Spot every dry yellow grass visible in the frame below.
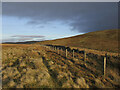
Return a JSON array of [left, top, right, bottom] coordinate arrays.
[[2, 44, 120, 88], [37, 29, 119, 53]]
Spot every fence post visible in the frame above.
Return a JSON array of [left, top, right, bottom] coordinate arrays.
[[58, 47, 59, 54], [73, 50, 74, 59], [104, 53, 107, 78], [66, 49, 67, 57], [61, 48, 62, 52], [56, 47, 57, 51]]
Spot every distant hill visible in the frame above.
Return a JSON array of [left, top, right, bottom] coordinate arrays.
[[37, 29, 119, 53], [3, 41, 40, 44]]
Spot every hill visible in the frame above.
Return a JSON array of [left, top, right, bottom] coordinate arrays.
[[2, 41, 40, 44], [37, 29, 119, 53]]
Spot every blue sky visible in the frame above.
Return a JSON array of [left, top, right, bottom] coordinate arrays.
[[2, 16, 82, 42], [2, 2, 118, 42]]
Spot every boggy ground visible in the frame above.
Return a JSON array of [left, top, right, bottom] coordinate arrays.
[[1, 44, 120, 88]]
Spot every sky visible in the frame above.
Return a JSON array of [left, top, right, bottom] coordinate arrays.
[[2, 2, 118, 42]]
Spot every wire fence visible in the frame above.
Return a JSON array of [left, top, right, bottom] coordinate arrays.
[[41, 44, 120, 79]]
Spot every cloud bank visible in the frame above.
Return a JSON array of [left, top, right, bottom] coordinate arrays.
[[2, 35, 45, 42], [11, 35, 45, 38], [2, 2, 118, 33]]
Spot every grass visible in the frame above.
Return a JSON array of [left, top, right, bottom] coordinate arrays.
[[2, 44, 55, 88], [37, 29, 119, 53]]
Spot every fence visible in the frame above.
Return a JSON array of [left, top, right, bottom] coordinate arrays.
[[41, 44, 119, 79]]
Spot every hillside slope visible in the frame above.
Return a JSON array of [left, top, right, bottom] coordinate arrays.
[[37, 29, 119, 53]]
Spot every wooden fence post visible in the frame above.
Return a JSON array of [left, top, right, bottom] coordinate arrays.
[[104, 53, 107, 78], [66, 49, 67, 57], [58, 47, 59, 54], [61, 48, 62, 52], [73, 50, 74, 59]]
